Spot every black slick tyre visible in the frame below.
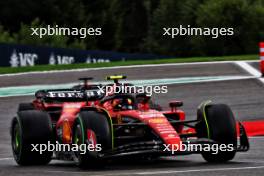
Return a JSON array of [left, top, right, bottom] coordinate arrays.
[[72, 110, 112, 168], [18, 103, 35, 111], [196, 104, 237, 162]]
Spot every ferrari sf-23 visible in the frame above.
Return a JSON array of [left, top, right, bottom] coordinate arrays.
[[10, 76, 249, 168]]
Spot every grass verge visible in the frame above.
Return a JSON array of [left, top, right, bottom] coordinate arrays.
[[0, 54, 258, 74]]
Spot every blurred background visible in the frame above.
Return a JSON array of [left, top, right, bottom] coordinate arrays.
[[0, 0, 264, 57]]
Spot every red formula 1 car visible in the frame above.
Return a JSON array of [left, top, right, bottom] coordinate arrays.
[[10, 76, 249, 168]]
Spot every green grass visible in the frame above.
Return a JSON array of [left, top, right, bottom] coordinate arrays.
[[0, 54, 258, 74]]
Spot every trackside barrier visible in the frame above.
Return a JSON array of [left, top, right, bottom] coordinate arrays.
[[260, 42, 264, 77], [0, 43, 170, 68]]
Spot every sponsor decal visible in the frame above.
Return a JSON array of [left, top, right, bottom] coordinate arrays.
[[49, 53, 75, 65], [86, 55, 110, 63], [10, 49, 38, 67], [139, 112, 165, 119], [47, 91, 84, 98], [148, 118, 166, 123], [46, 90, 102, 99]]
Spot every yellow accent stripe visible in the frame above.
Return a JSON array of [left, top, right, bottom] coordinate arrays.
[[106, 75, 125, 80], [202, 100, 212, 139]]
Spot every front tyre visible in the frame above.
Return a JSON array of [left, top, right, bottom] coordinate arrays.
[[73, 111, 112, 168], [196, 103, 237, 162]]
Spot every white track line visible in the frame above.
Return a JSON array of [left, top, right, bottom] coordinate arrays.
[[136, 166, 264, 175], [236, 61, 261, 77], [249, 136, 264, 139], [236, 61, 264, 84], [0, 157, 12, 161], [45, 165, 264, 175], [0, 60, 258, 77]]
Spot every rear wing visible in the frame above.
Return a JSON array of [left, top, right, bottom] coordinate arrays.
[[35, 89, 104, 102]]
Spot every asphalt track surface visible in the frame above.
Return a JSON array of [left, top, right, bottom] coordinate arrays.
[[0, 61, 264, 176]]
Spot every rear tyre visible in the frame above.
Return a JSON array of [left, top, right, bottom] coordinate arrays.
[[11, 110, 53, 165], [18, 103, 35, 111], [196, 104, 237, 162], [73, 111, 112, 168]]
